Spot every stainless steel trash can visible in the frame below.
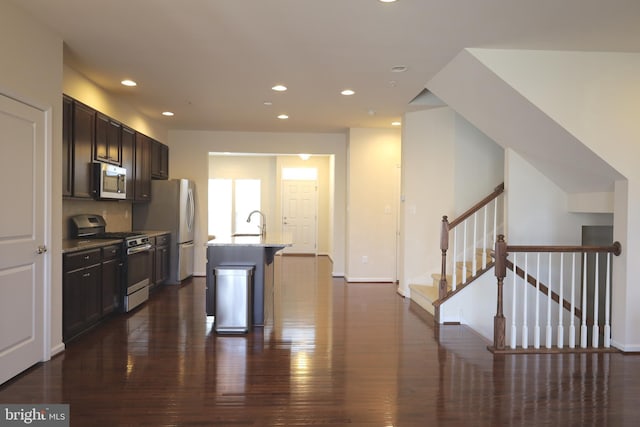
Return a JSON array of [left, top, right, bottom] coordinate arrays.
[[214, 266, 254, 334]]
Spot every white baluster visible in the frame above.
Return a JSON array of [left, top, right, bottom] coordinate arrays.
[[534, 253, 541, 349], [462, 221, 467, 286], [493, 198, 498, 248], [581, 254, 588, 348], [452, 227, 458, 291], [569, 253, 576, 348], [511, 253, 517, 349], [522, 253, 529, 349], [604, 253, 611, 348], [557, 253, 564, 348], [482, 205, 487, 269], [546, 253, 552, 349], [472, 213, 477, 276], [592, 253, 600, 348]]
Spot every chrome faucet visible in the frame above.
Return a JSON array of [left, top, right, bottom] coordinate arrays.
[[246, 210, 266, 237]]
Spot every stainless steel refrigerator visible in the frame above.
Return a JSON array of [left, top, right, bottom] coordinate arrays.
[[133, 179, 195, 284]]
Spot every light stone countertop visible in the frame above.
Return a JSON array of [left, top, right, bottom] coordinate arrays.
[[206, 232, 293, 248]]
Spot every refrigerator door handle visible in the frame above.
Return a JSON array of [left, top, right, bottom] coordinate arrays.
[[187, 188, 195, 231]]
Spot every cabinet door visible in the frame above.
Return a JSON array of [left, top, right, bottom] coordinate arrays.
[[72, 102, 96, 198], [62, 96, 73, 197], [95, 113, 122, 165], [84, 263, 102, 326], [101, 258, 120, 315], [63, 268, 86, 341], [151, 140, 169, 179], [134, 133, 151, 201], [63, 263, 101, 341], [121, 126, 135, 200]]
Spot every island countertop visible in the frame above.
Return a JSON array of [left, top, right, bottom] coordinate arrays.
[[206, 232, 293, 247]]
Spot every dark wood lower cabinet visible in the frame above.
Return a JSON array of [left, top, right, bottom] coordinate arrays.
[[63, 244, 122, 343]]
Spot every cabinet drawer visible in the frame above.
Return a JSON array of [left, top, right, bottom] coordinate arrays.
[[64, 248, 101, 271], [102, 244, 121, 261], [156, 234, 170, 246]]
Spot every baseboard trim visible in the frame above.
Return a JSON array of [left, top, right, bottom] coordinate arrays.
[[50, 342, 65, 357]]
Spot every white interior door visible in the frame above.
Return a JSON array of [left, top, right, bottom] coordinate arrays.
[[282, 180, 317, 254], [0, 94, 46, 385]]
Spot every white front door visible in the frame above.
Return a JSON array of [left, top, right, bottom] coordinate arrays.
[[282, 180, 317, 254], [0, 94, 46, 385]]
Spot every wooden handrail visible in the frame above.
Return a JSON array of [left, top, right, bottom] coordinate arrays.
[[505, 242, 621, 256], [448, 183, 504, 229]]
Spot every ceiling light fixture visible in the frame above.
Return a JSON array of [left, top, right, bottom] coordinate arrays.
[[162, 111, 174, 117], [272, 85, 287, 92], [299, 154, 311, 160], [379, 0, 398, 3], [392, 121, 401, 126], [341, 89, 355, 96], [278, 114, 289, 120], [391, 65, 407, 72], [121, 79, 137, 87], [263, 101, 273, 106]]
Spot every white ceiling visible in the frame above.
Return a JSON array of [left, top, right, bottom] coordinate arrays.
[[12, 0, 640, 133]]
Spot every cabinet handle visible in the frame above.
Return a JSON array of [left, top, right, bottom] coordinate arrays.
[[83, 255, 90, 260], [83, 273, 91, 278]]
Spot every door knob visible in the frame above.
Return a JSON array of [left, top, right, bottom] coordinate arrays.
[[37, 245, 48, 254]]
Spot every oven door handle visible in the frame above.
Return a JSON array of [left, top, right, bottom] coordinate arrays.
[[127, 243, 152, 255]]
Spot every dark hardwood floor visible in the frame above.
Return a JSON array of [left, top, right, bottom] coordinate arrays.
[[2, 255, 640, 426]]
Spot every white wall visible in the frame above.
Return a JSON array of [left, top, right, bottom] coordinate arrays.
[[168, 130, 347, 277], [346, 128, 401, 282], [453, 115, 504, 215], [0, 1, 63, 356], [399, 108, 455, 295]]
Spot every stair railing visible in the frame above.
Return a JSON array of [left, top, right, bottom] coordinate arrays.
[[439, 183, 504, 300], [492, 234, 622, 352]]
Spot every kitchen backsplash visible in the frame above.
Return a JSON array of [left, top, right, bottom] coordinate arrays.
[[63, 200, 132, 238]]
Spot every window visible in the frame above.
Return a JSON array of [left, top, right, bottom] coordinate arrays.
[[208, 179, 261, 237]]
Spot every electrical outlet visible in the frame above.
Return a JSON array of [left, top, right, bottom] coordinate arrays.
[[362, 255, 368, 264]]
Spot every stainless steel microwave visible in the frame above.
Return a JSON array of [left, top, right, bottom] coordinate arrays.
[[95, 163, 126, 199]]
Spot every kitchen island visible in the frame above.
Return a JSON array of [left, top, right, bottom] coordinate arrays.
[[206, 233, 292, 326]]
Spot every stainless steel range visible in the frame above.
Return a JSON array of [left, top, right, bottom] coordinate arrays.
[[70, 214, 152, 312]]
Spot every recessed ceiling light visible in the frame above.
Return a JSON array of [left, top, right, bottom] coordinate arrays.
[[272, 85, 287, 92], [162, 111, 174, 117], [341, 89, 355, 96], [299, 154, 311, 160], [391, 65, 407, 73], [263, 101, 273, 106], [392, 121, 401, 126], [277, 114, 289, 120], [379, 0, 397, 3], [121, 79, 137, 87]]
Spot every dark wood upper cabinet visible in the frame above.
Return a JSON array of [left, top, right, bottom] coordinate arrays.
[[121, 126, 135, 201], [62, 96, 73, 197], [95, 113, 121, 165], [134, 133, 152, 201], [71, 101, 96, 199], [151, 140, 169, 180]]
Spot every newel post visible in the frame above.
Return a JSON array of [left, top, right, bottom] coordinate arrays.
[[493, 234, 507, 351], [439, 216, 449, 300]]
